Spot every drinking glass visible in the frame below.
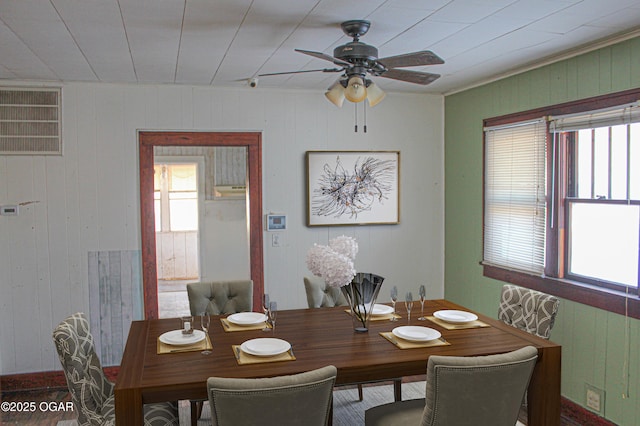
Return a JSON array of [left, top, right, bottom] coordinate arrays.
[[262, 293, 271, 332], [390, 286, 398, 321], [269, 301, 278, 334], [405, 292, 413, 323], [200, 312, 211, 355], [418, 285, 426, 321]]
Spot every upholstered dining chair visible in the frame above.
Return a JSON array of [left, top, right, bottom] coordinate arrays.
[[303, 276, 402, 403], [498, 284, 560, 340], [186, 280, 253, 315], [303, 275, 349, 308], [207, 365, 337, 426], [186, 279, 253, 425], [364, 345, 539, 426], [52, 312, 179, 426]]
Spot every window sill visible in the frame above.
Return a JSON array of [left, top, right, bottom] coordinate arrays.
[[483, 264, 640, 320]]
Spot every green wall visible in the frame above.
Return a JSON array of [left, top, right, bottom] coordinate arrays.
[[444, 37, 640, 425]]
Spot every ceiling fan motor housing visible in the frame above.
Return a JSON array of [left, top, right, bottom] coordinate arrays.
[[334, 42, 378, 63]]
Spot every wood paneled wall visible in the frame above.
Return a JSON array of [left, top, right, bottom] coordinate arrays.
[[0, 83, 444, 375], [445, 36, 640, 425]]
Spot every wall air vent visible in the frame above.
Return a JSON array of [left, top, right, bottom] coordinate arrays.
[[214, 185, 247, 199], [0, 87, 62, 155]]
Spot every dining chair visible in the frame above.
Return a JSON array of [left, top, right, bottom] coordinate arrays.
[[303, 275, 349, 308], [498, 284, 559, 340], [52, 312, 179, 426], [207, 365, 337, 426], [364, 345, 538, 426], [186, 279, 253, 425], [303, 276, 402, 403], [186, 280, 253, 315]]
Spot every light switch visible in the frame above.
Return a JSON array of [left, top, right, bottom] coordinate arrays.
[[272, 233, 281, 247]]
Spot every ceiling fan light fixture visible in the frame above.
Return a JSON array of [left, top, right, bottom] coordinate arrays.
[[325, 81, 345, 107], [344, 76, 367, 103], [365, 82, 385, 107]]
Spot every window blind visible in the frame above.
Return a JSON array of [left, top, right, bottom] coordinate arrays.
[[484, 118, 547, 274], [549, 102, 640, 132]]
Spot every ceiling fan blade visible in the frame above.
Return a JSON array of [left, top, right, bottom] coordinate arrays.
[[258, 68, 342, 77], [295, 49, 352, 67], [380, 68, 441, 85], [377, 51, 444, 68]]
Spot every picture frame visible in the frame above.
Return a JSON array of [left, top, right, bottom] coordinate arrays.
[[306, 150, 400, 227]]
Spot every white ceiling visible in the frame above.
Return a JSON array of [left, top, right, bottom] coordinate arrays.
[[1, 0, 639, 95]]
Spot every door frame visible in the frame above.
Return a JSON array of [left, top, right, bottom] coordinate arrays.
[[139, 131, 263, 319]]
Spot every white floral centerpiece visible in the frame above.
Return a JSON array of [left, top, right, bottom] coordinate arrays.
[[307, 236, 384, 332]]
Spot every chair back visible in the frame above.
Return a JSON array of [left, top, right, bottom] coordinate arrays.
[[498, 284, 559, 339], [423, 346, 538, 426], [52, 312, 115, 426], [187, 280, 253, 315], [207, 365, 337, 426], [303, 276, 348, 308]]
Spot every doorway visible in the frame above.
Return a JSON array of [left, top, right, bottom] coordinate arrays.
[[139, 131, 263, 319]]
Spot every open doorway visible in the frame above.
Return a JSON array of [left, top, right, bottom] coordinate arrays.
[[154, 159, 202, 318], [138, 131, 264, 320]]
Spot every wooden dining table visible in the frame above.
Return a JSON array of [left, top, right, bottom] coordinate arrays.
[[114, 299, 561, 425]]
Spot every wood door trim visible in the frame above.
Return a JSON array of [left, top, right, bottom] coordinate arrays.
[[138, 131, 263, 319]]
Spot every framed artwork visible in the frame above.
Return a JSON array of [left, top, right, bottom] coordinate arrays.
[[306, 151, 400, 226]]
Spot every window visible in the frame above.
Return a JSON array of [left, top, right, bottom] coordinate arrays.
[[483, 88, 640, 318], [153, 163, 198, 232]]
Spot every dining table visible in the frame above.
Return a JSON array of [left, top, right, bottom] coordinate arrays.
[[114, 299, 561, 426]]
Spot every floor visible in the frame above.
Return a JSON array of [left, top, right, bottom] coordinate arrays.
[[0, 384, 584, 426], [158, 279, 194, 319]]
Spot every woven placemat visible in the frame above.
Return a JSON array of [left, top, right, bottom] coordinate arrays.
[[426, 316, 490, 330], [380, 332, 450, 349], [220, 318, 271, 332], [157, 334, 212, 354], [231, 345, 296, 365]]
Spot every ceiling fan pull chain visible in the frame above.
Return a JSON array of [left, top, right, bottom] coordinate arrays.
[[354, 102, 358, 132], [364, 102, 367, 133]]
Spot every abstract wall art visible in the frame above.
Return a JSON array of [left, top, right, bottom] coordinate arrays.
[[306, 151, 400, 226]]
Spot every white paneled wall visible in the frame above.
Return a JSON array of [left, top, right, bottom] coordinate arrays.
[[0, 82, 444, 375]]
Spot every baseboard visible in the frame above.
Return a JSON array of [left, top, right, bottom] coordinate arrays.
[[561, 397, 617, 426], [1, 367, 119, 392], [0, 369, 618, 426]]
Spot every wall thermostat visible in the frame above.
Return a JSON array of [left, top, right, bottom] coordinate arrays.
[[266, 214, 287, 231]]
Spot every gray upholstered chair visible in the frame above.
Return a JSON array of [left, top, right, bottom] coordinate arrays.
[[186, 280, 253, 425], [365, 346, 538, 426], [52, 312, 178, 426], [186, 280, 253, 315], [207, 365, 337, 426], [498, 284, 559, 339], [304, 276, 349, 308]]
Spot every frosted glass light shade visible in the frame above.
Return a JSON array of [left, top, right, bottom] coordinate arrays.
[[344, 77, 367, 103], [325, 82, 345, 107], [366, 82, 386, 107]]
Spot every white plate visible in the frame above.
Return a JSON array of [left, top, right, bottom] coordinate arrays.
[[159, 329, 205, 346], [240, 338, 291, 357], [371, 304, 394, 315], [227, 312, 268, 326], [353, 303, 394, 316], [433, 310, 478, 324], [392, 326, 441, 342]]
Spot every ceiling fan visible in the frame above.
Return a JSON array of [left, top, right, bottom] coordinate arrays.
[[259, 20, 444, 107]]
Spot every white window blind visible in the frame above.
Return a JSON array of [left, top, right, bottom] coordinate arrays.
[[549, 102, 640, 132], [484, 118, 547, 274]]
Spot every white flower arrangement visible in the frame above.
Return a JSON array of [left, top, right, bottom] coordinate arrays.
[[306, 236, 358, 288]]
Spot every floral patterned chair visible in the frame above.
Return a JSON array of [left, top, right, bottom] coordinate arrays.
[[52, 312, 179, 426], [498, 284, 559, 339]]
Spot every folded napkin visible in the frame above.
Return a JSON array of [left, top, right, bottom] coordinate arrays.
[[231, 345, 296, 365], [380, 332, 450, 349], [344, 310, 402, 321], [220, 318, 271, 332], [157, 334, 213, 354], [426, 316, 490, 330]]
